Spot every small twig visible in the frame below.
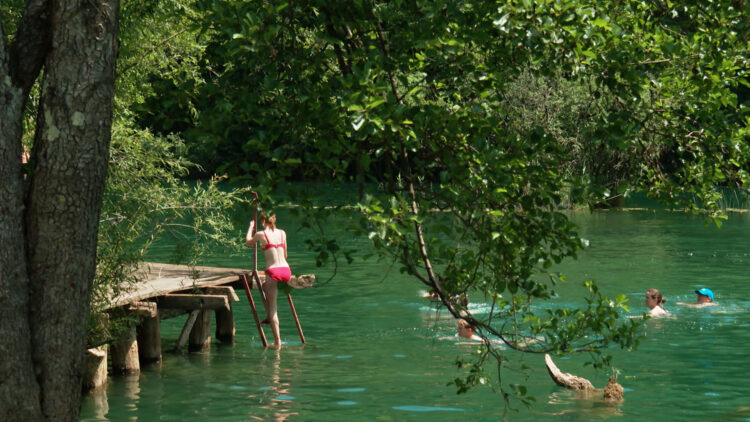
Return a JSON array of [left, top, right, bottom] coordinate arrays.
[[117, 29, 189, 77]]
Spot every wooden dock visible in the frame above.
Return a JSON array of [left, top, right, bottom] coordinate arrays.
[[83, 262, 315, 391], [109, 262, 314, 308]]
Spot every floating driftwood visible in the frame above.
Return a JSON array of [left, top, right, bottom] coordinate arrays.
[[544, 354, 624, 401]]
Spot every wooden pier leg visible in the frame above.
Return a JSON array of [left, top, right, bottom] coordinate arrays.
[[215, 304, 235, 342], [82, 346, 108, 391], [188, 310, 212, 352], [111, 327, 140, 375], [174, 310, 199, 353], [137, 309, 162, 364]]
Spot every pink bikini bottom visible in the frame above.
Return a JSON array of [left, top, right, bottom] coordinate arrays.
[[266, 266, 291, 283]]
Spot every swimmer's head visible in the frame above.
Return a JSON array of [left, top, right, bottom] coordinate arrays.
[[456, 318, 474, 339], [695, 288, 714, 303], [645, 289, 665, 308]]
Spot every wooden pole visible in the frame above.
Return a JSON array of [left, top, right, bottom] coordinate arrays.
[[241, 273, 268, 347], [286, 292, 305, 344], [188, 310, 212, 352], [137, 311, 162, 364], [111, 327, 140, 374], [173, 310, 199, 353]]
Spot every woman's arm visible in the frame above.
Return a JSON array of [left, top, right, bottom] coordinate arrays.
[[283, 230, 288, 259], [245, 221, 256, 247]]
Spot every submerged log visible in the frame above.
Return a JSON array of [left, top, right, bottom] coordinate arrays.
[[544, 354, 595, 391], [545, 354, 625, 401], [603, 377, 625, 401]]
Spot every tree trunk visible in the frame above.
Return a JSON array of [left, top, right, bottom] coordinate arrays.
[[0, 1, 120, 420]]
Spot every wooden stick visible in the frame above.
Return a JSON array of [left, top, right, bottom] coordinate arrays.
[[286, 292, 305, 344], [251, 269, 268, 304], [174, 310, 200, 353], [241, 273, 267, 347]]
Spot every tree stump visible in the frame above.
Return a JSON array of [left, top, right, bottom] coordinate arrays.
[[82, 347, 108, 391]]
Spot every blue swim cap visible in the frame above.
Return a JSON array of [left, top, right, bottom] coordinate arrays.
[[695, 288, 714, 301]]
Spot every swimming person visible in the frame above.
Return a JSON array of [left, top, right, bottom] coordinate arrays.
[[676, 287, 716, 307], [645, 288, 670, 316], [456, 318, 484, 342], [246, 212, 291, 347]]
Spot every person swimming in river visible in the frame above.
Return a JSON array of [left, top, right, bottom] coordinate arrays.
[[645, 288, 670, 317], [246, 212, 291, 347], [676, 287, 717, 307], [456, 318, 484, 342]]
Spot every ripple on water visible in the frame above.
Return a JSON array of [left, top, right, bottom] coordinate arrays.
[[337, 401, 358, 405], [337, 388, 366, 393], [392, 405, 464, 412]]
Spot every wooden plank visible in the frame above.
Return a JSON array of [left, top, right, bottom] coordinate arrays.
[[159, 308, 188, 320], [126, 301, 157, 318], [105, 262, 315, 310], [157, 294, 229, 311], [203, 286, 240, 302]]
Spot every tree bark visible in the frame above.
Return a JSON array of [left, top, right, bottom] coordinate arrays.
[[0, 1, 120, 420], [0, 4, 46, 420]]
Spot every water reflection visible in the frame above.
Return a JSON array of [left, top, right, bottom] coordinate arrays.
[[86, 388, 109, 420], [255, 348, 299, 421], [545, 390, 623, 419]]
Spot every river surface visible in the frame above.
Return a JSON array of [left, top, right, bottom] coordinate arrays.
[[80, 209, 750, 421]]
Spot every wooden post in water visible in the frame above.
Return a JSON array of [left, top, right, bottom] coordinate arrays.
[[174, 310, 199, 353], [214, 304, 235, 342], [188, 310, 212, 352], [111, 327, 140, 374], [133, 301, 161, 364], [205, 286, 239, 342], [83, 347, 108, 391]]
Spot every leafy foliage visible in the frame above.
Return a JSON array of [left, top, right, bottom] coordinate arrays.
[[126, 0, 750, 405], [56, 0, 748, 409]]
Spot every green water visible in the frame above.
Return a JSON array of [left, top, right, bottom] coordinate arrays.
[[80, 209, 750, 421]]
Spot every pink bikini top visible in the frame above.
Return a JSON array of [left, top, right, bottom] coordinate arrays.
[[261, 230, 285, 251]]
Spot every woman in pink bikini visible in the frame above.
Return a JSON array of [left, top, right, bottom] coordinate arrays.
[[246, 212, 291, 346]]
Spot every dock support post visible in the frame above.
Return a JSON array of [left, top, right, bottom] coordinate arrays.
[[83, 347, 108, 391], [215, 304, 235, 342], [111, 327, 140, 374], [189, 310, 212, 352], [137, 306, 162, 364]]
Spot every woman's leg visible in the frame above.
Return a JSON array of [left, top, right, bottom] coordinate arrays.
[[262, 276, 281, 345]]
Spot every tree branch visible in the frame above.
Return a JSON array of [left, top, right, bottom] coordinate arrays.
[[117, 29, 189, 77], [9, 0, 52, 96]]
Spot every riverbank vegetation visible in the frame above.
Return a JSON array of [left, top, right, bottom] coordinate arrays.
[[1, 0, 748, 419]]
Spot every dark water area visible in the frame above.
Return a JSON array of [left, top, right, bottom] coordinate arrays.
[[80, 207, 750, 421]]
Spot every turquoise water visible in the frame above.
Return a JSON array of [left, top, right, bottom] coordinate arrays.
[[80, 209, 750, 421]]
